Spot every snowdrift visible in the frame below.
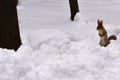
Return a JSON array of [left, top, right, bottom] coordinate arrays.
[[1, 0, 120, 80]]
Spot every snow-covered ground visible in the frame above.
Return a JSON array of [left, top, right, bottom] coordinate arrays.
[[1, 0, 120, 80], [79, 0, 120, 25]]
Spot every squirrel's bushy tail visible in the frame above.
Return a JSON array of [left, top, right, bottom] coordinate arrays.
[[108, 35, 117, 40]]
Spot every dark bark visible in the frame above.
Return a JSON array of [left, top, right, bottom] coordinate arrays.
[[0, 0, 21, 51], [69, 0, 79, 21]]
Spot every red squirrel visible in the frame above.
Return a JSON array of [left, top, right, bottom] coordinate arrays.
[[96, 19, 117, 47]]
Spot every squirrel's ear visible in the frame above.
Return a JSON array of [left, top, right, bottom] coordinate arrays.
[[97, 19, 100, 24], [98, 20, 103, 25], [100, 20, 103, 24], [97, 19, 103, 25]]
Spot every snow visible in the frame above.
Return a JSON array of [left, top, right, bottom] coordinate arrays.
[[28, 29, 76, 50], [1, 0, 120, 80]]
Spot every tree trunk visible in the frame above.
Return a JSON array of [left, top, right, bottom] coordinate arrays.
[[0, 0, 21, 51], [69, 0, 79, 21]]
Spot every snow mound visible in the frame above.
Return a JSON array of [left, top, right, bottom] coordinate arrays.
[[74, 13, 89, 23], [28, 29, 75, 50]]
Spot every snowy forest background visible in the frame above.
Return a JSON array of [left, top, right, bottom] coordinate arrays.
[[1, 0, 120, 80]]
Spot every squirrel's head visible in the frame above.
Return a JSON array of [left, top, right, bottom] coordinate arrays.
[[96, 19, 103, 30]]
